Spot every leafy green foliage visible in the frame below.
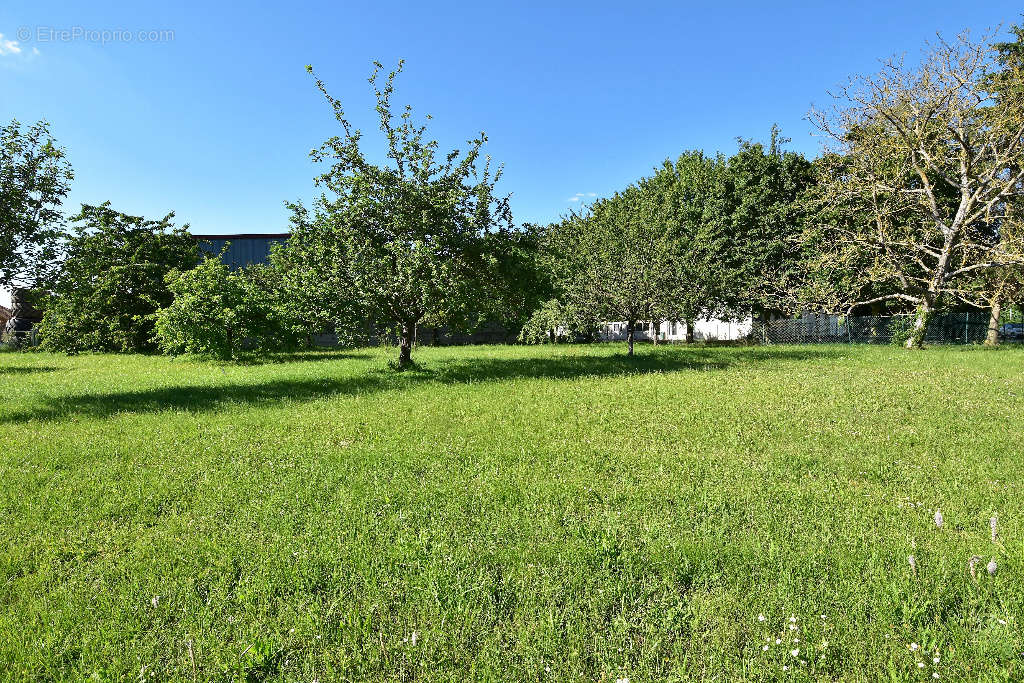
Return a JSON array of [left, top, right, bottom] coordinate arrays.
[[282, 61, 513, 366], [155, 257, 306, 359], [0, 119, 74, 290], [38, 203, 197, 353]]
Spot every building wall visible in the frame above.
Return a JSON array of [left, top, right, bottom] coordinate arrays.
[[195, 234, 289, 269], [597, 317, 753, 342]]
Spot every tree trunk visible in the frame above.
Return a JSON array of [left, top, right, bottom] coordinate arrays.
[[626, 319, 635, 357], [398, 321, 414, 367], [651, 320, 659, 345], [685, 317, 695, 343], [548, 328, 555, 344], [905, 298, 933, 349], [986, 298, 1001, 347]]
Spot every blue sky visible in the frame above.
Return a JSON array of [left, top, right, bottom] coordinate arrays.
[[1, 0, 1021, 243]]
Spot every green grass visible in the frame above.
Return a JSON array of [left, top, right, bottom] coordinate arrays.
[[1, 343, 1022, 681]]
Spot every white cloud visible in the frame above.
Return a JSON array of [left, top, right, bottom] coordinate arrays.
[[567, 192, 596, 203], [0, 34, 23, 55]]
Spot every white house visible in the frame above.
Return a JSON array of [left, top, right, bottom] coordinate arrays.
[[597, 317, 753, 342]]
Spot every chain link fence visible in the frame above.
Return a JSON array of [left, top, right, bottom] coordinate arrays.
[[749, 311, 1021, 345]]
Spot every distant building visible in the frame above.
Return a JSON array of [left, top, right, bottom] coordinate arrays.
[[598, 318, 753, 342], [193, 233, 289, 269]]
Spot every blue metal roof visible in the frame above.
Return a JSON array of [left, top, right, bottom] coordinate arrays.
[[194, 233, 289, 269]]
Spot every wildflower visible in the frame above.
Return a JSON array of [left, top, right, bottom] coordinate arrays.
[[909, 643, 920, 651], [776, 638, 782, 645], [969, 555, 982, 579], [933, 674, 939, 679], [908, 555, 917, 575], [820, 614, 826, 620], [991, 516, 998, 541], [616, 678, 629, 683], [150, 596, 159, 608], [762, 645, 769, 651], [934, 509, 943, 527], [800, 659, 806, 665], [987, 558, 998, 576], [998, 619, 1007, 626], [758, 613, 766, 622], [917, 663, 925, 669], [410, 631, 418, 646], [782, 665, 789, 671], [789, 624, 797, 631], [790, 648, 799, 658], [933, 656, 940, 663], [789, 615, 797, 623]]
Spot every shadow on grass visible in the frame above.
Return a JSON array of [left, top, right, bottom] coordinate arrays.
[[1, 346, 844, 424], [0, 366, 60, 376]]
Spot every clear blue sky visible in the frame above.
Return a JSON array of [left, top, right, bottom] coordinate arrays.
[[1, 1, 1022, 239]]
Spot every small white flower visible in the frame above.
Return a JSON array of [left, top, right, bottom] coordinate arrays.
[[793, 638, 799, 643], [788, 624, 797, 631], [762, 645, 769, 651], [933, 656, 940, 663], [991, 516, 998, 541], [987, 558, 998, 576], [934, 509, 943, 527], [782, 665, 789, 671], [758, 613, 766, 622], [410, 631, 418, 646], [918, 662, 925, 669], [799, 659, 806, 664], [775, 638, 782, 645], [790, 648, 799, 657], [820, 614, 826, 620], [933, 674, 940, 680], [998, 618, 1007, 626], [908, 555, 917, 574], [616, 678, 629, 683], [909, 643, 920, 651], [150, 596, 160, 608], [789, 615, 797, 623]]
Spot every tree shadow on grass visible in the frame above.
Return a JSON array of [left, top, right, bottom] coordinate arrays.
[[0, 346, 845, 424], [0, 366, 60, 376]]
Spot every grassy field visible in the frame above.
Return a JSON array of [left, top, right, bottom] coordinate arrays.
[[1, 343, 1022, 681]]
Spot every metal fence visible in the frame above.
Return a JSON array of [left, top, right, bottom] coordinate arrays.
[[749, 312, 1019, 345]]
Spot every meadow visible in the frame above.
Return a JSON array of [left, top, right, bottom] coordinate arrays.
[[0, 343, 1022, 681]]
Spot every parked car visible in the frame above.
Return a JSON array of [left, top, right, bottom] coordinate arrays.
[[1000, 322, 1024, 340]]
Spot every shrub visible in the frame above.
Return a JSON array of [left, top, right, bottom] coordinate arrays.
[[155, 257, 305, 359]]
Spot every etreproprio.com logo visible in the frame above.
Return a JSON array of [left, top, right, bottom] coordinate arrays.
[[17, 26, 175, 44]]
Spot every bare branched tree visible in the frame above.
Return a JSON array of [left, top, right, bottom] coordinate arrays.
[[809, 31, 1024, 347]]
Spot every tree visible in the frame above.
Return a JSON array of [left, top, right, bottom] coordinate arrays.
[[555, 183, 678, 356], [808, 32, 1024, 348], [285, 61, 513, 367], [39, 203, 198, 353], [717, 127, 817, 320], [0, 119, 73, 292], [156, 257, 305, 358]]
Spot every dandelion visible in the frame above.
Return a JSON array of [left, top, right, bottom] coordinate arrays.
[[990, 516, 998, 542], [908, 555, 917, 575], [934, 509, 943, 527], [987, 558, 998, 576]]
